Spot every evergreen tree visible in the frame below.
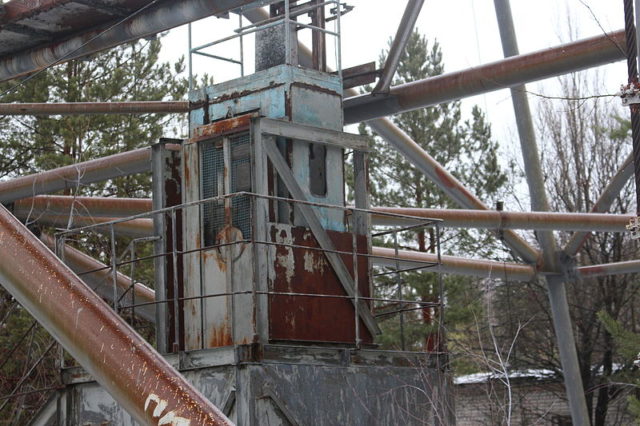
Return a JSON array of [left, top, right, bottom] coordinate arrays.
[[0, 38, 188, 196], [361, 31, 507, 362], [0, 37, 188, 422]]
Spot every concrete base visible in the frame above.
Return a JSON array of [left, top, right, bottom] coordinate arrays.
[[30, 344, 453, 425]]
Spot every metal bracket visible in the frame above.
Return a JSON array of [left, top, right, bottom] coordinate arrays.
[[619, 82, 640, 106], [626, 216, 640, 239]]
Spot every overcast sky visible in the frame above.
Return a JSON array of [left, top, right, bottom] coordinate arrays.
[[158, 0, 627, 169]]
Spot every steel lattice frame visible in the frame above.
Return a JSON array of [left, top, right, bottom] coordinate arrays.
[[0, 0, 637, 424]]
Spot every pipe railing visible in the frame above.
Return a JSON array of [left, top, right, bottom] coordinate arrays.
[[0, 204, 231, 425]]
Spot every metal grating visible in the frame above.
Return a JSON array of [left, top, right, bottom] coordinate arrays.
[[201, 140, 224, 247], [230, 133, 252, 238]]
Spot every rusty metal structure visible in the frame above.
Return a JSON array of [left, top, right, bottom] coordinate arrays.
[[0, 0, 637, 425]]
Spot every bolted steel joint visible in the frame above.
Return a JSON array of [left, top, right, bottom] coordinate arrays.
[[626, 216, 640, 239], [619, 82, 640, 108]]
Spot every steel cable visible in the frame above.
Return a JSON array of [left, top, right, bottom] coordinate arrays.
[[623, 0, 640, 215]]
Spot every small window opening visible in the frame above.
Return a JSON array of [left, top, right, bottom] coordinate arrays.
[[309, 143, 327, 197]]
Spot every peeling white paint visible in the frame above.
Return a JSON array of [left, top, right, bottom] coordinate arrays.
[[144, 393, 191, 425]]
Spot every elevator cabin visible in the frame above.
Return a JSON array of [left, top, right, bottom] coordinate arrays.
[[173, 3, 380, 351]]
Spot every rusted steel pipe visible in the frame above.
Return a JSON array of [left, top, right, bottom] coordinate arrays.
[[371, 207, 633, 232], [372, 247, 537, 281], [40, 234, 156, 322], [18, 200, 634, 234], [577, 259, 640, 277], [0, 0, 74, 24], [344, 30, 627, 124], [0, 145, 178, 204], [0, 204, 231, 425], [0, 149, 149, 204], [0, 31, 627, 120], [14, 195, 152, 218], [373, 247, 640, 280], [368, 117, 541, 265], [17, 214, 154, 238], [0, 0, 257, 81], [0, 101, 190, 115]]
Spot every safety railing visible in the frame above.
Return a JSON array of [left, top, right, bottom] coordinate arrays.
[[52, 192, 444, 356], [188, 0, 349, 89]]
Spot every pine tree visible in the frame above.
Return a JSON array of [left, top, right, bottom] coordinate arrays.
[[0, 37, 189, 422], [362, 31, 507, 362]]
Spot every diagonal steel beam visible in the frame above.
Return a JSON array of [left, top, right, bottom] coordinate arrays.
[[0, 204, 231, 425], [564, 152, 634, 256], [372, 0, 425, 94], [40, 233, 156, 322], [367, 117, 541, 264], [344, 29, 626, 124], [262, 136, 381, 336]]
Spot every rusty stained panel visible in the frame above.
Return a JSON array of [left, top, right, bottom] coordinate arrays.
[[0, 0, 151, 56], [268, 225, 373, 344], [192, 113, 256, 142]]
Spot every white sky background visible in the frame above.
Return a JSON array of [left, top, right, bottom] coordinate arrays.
[[158, 0, 627, 206]]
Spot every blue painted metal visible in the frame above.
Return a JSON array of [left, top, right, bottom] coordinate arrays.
[[190, 64, 345, 231]]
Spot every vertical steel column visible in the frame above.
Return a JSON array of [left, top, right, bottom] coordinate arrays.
[[494, 1, 590, 424], [373, 0, 425, 94], [0, 204, 231, 425], [152, 139, 183, 354]]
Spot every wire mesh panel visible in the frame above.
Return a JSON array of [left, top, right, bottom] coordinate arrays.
[[230, 132, 252, 238], [200, 140, 225, 247]]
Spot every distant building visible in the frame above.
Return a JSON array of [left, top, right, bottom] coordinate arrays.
[[454, 370, 633, 425]]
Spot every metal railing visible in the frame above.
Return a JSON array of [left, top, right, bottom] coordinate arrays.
[[188, 1, 347, 90], [52, 192, 444, 354]]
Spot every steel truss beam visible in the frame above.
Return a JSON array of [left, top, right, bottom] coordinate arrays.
[[372, 0, 425, 94], [367, 117, 541, 264], [17, 195, 635, 232], [371, 207, 633, 232], [564, 153, 634, 255], [0, 204, 230, 425], [0, 0, 261, 82], [372, 247, 640, 281], [344, 29, 626, 124], [494, 1, 588, 423], [0, 30, 626, 121], [0, 145, 178, 205]]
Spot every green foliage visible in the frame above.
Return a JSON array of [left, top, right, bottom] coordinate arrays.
[[361, 30, 506, 363], [598, 311, 640, 423], [0, 38, 188, 197], [0, 38, 188, 422]]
